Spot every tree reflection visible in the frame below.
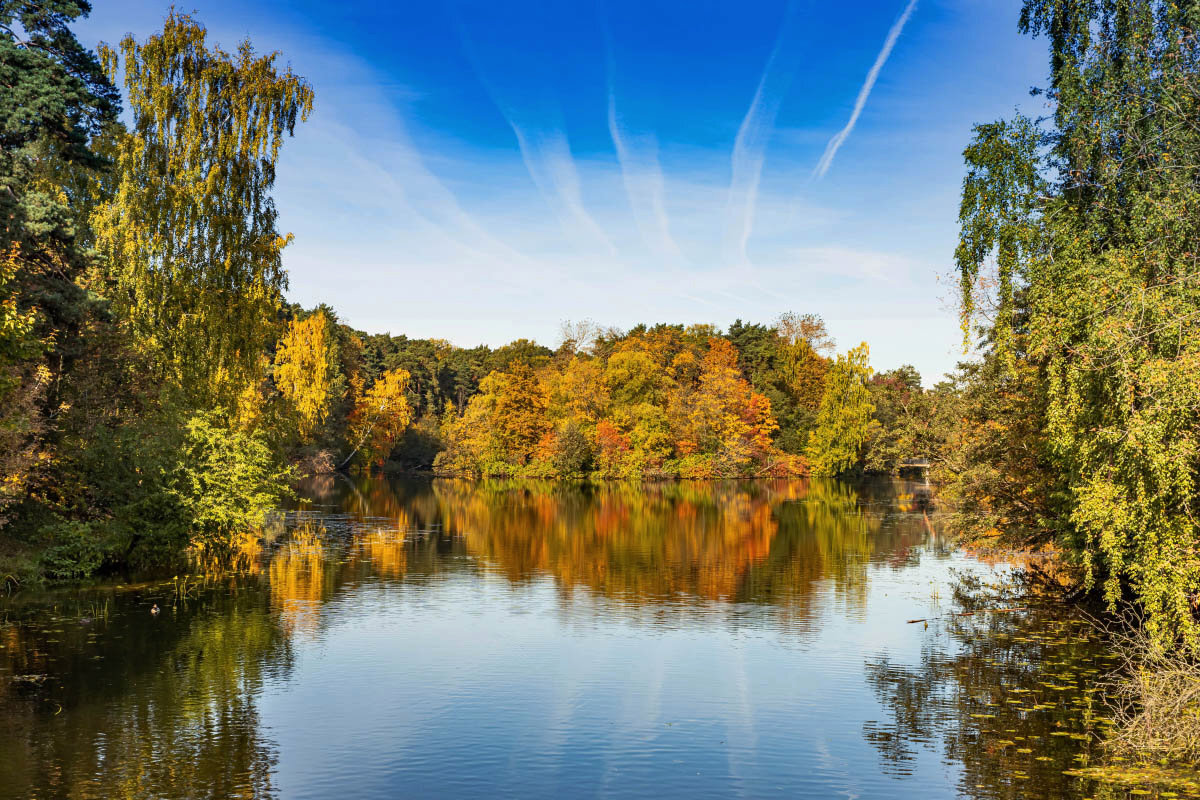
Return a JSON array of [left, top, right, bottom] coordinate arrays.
[[862, 595, 1122, 799], [0, 584, 287, 798], [285, 475, 931, 627], [1, 476, 937, 799]]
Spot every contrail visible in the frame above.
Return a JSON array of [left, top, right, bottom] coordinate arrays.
[[813, 0, 918, 180], [727, 0, 800, 267], [452, 6, 615, 254], [514, 124, 616, 254], [606, 91, 682, 261], [599, 5, 683, 262]]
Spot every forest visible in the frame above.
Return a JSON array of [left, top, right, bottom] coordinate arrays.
[[281, 308, 952, 481], [3, 0, 1200, 705]]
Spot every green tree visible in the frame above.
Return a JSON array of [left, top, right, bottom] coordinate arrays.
[[806, 343, 875, 476], [0, 0, 119, 522], [169, 410, 289, 563], [952, 1, 1200, 649], [0, 0, 118, 251]]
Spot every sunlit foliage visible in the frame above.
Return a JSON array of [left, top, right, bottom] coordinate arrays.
[[94, 11, 313, 407], [950, 0, 1200, 649], [433, 328, 808, 479], [347, 368, 414, 470], [273, 311, 336, 441], [0, 247, 49, 521], [169, 411, 290, 563]]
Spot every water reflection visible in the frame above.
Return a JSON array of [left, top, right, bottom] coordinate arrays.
[[0, 477, 1113, 800], [0, 582, 286, 798], [283, 477, 934, 629]]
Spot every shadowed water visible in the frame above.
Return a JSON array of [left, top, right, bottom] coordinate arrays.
[[0, 478, 1125, 799]]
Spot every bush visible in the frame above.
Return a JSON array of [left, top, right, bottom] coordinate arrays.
[[551, 422, 594, 477], [168, 411, 290, 562], [38, 521, 109, 580]]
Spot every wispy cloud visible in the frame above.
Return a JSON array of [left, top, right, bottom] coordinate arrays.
[[602, 17, 683, 263], [452, 8, 615, 255], [606, 104, 681, 261], [813, 0, 918, 180], [508, 122, 617, 255], [726, 1, 801, 267]]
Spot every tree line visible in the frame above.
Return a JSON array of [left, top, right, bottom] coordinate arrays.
[[275, 309, 954, 481]]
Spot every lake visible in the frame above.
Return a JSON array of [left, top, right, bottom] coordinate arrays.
[[0, 477, 1117, 799]]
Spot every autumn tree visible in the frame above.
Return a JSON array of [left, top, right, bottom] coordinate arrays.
[[861, 365, 925, 473], [0, 0, 119, 521], [674, 339, 777, 472], [0, 247, 48, 521], [726, 315, 831, 454], [806, 343, 875, 476], [604, 348, 673, 474], [777, 311, 835, 356], [545, 356, 608, 427], [273, 311, 336, 441], [94, 11, 313, 408], [345, 369, 413, 470]]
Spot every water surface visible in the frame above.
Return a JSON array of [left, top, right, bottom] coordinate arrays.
[[0, 478, 1117, 799]]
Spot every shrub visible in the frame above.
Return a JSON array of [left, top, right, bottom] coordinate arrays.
[[551, 422, 594, 477], [168, 411, 290, 563], [38, 521, 108, 580]]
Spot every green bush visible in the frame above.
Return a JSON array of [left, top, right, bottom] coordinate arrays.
[[167, 411, 291, 561], [38, 521, 109, 580], [551, 422, 594, 477]]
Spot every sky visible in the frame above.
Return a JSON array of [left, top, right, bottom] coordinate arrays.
[[76, 0, 1049, 384]]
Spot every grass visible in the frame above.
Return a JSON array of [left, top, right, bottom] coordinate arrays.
[[0, 533, 43, 590]]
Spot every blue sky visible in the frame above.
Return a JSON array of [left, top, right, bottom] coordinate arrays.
[[77, 0, 1047, 383]]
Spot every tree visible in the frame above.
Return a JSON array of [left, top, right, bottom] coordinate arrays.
[[0, 0, 119, 522], [273, 311, 335, 441], [862, 365, 923, 473], [0, 247, 49, 521], [545, 356, 608, 426], [486, 364, 549, 464], [0, 0, 118, 251], [94, 11, 313, 408], [169, 410, 289, 563], [952, 0, 1200, 649], [551, 421, 594, 477], [345, 369, 413, 470], [680, 338, 778, 472], [776, 311, 835, 355], [806, 343, 875, 476]]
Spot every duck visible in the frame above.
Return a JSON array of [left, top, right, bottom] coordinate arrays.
[[150, 603, 160, 616]]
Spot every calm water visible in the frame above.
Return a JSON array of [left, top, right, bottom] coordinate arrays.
[[1, 478, 1122, 799]]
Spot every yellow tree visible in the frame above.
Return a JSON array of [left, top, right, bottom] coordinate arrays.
[[273, 312, 334, 441], [435, 365, 550, 475], [0, 247, 50, 521], [345, 369, 413, 470], [94, 12, 314, 408], [545, 356, 608, 426], [604, 350, 673, 472]]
